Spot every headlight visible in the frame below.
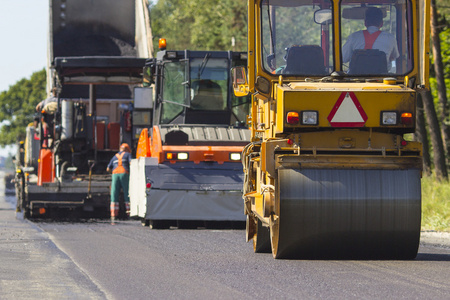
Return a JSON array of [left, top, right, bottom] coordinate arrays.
[[301, 111, 318, 125], [230, 153, 241, 161], [381, 111, 397, 125], [177, 153, 189, 160], [166, 51, 177, 59], [166, 152, 189, 160]]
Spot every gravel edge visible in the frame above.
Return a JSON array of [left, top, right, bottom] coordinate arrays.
[[420, 231, 450, 248]]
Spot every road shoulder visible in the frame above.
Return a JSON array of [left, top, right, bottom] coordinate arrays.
[[0, 193, 106, 299], [420, 231, 450, 248]]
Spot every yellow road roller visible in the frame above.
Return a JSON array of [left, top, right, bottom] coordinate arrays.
[[233, 0, 430, 259]]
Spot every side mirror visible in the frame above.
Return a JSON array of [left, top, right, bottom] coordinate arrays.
[[314, 9, 332, 25], [231, 66, 249, 97]]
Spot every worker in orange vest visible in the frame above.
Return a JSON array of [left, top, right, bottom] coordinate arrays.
[[342, 7, 399, 71], [106, 143, 132, 221]]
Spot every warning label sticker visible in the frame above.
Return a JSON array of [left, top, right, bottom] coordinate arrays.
[[327, 92, 367, 127]]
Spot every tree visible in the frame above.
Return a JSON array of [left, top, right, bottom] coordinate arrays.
[[0, 69, 46, 146], [150, 0, 247, 52], [150, 0, 194, 52], [415, 93, 432, 176], [431, 0, 450, 159], [190, 0, 247, 51], [422, 90, 448, 180]]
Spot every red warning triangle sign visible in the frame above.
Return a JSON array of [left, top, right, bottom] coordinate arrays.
[[327, 92, 367, 127]]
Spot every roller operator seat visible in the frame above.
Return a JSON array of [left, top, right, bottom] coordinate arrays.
[[190, 80, 224, 110], [348, 49, 388, 75], [282, 45, 327, 76]]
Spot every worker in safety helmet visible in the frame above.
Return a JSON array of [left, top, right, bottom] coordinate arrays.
[[106, 143, 132, 221], [35, 88, 58, 147], [36, 88, 58, 113], [342, 7, 399, 70]]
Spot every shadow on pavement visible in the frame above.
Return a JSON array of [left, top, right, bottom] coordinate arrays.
[[415, 252, 450, 261]]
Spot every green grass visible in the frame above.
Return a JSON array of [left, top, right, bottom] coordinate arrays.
[[421, 176, 450, 232]]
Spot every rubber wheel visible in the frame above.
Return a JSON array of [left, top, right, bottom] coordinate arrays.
[[141, 219, 150, 227], [23, 206, 31, 219], [15, 175, 24, 213], [22, 188, 31, 219], [253, 219, 271, 253]]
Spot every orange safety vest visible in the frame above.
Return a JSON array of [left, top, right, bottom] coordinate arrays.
[[112, 152, 129, 174], [363, 30, 382, 49]]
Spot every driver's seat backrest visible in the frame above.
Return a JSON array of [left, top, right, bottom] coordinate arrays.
[[348, 49, 388, 75], [282, 45, 326, 75], [191, 80, 223, 110]]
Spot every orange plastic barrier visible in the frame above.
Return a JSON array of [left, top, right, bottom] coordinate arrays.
[[136, 128, 151, 158], [37, 149, 54, 185]]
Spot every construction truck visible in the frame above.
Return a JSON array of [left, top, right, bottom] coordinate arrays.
[[129, 40, 251, 229], [15, 0, 152, 218], [233, 0, 430, 258]]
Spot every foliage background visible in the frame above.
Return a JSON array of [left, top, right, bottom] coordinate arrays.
[[150, 0, 247, 52], [0, 69, 46, 146], [0, 0, 448, 231], [422, 177, 450, 231]]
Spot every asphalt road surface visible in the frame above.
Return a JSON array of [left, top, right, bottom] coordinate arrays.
[[37, 219, 450, 300], [1, 173, 449, 299]]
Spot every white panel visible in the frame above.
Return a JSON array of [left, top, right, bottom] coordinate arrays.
[[134, 87, 153, 109]]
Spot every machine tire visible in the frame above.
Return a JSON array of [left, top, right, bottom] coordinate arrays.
[[253, 219, 271, 253], [14, 173, 24, 212], [23, 198, 31, 219], [21, 182, 32, 219]]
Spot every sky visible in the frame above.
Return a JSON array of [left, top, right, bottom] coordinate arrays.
[[0, 1, 48, 156]]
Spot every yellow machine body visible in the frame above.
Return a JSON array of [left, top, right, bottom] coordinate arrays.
[[237, 0, 430, 258]]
